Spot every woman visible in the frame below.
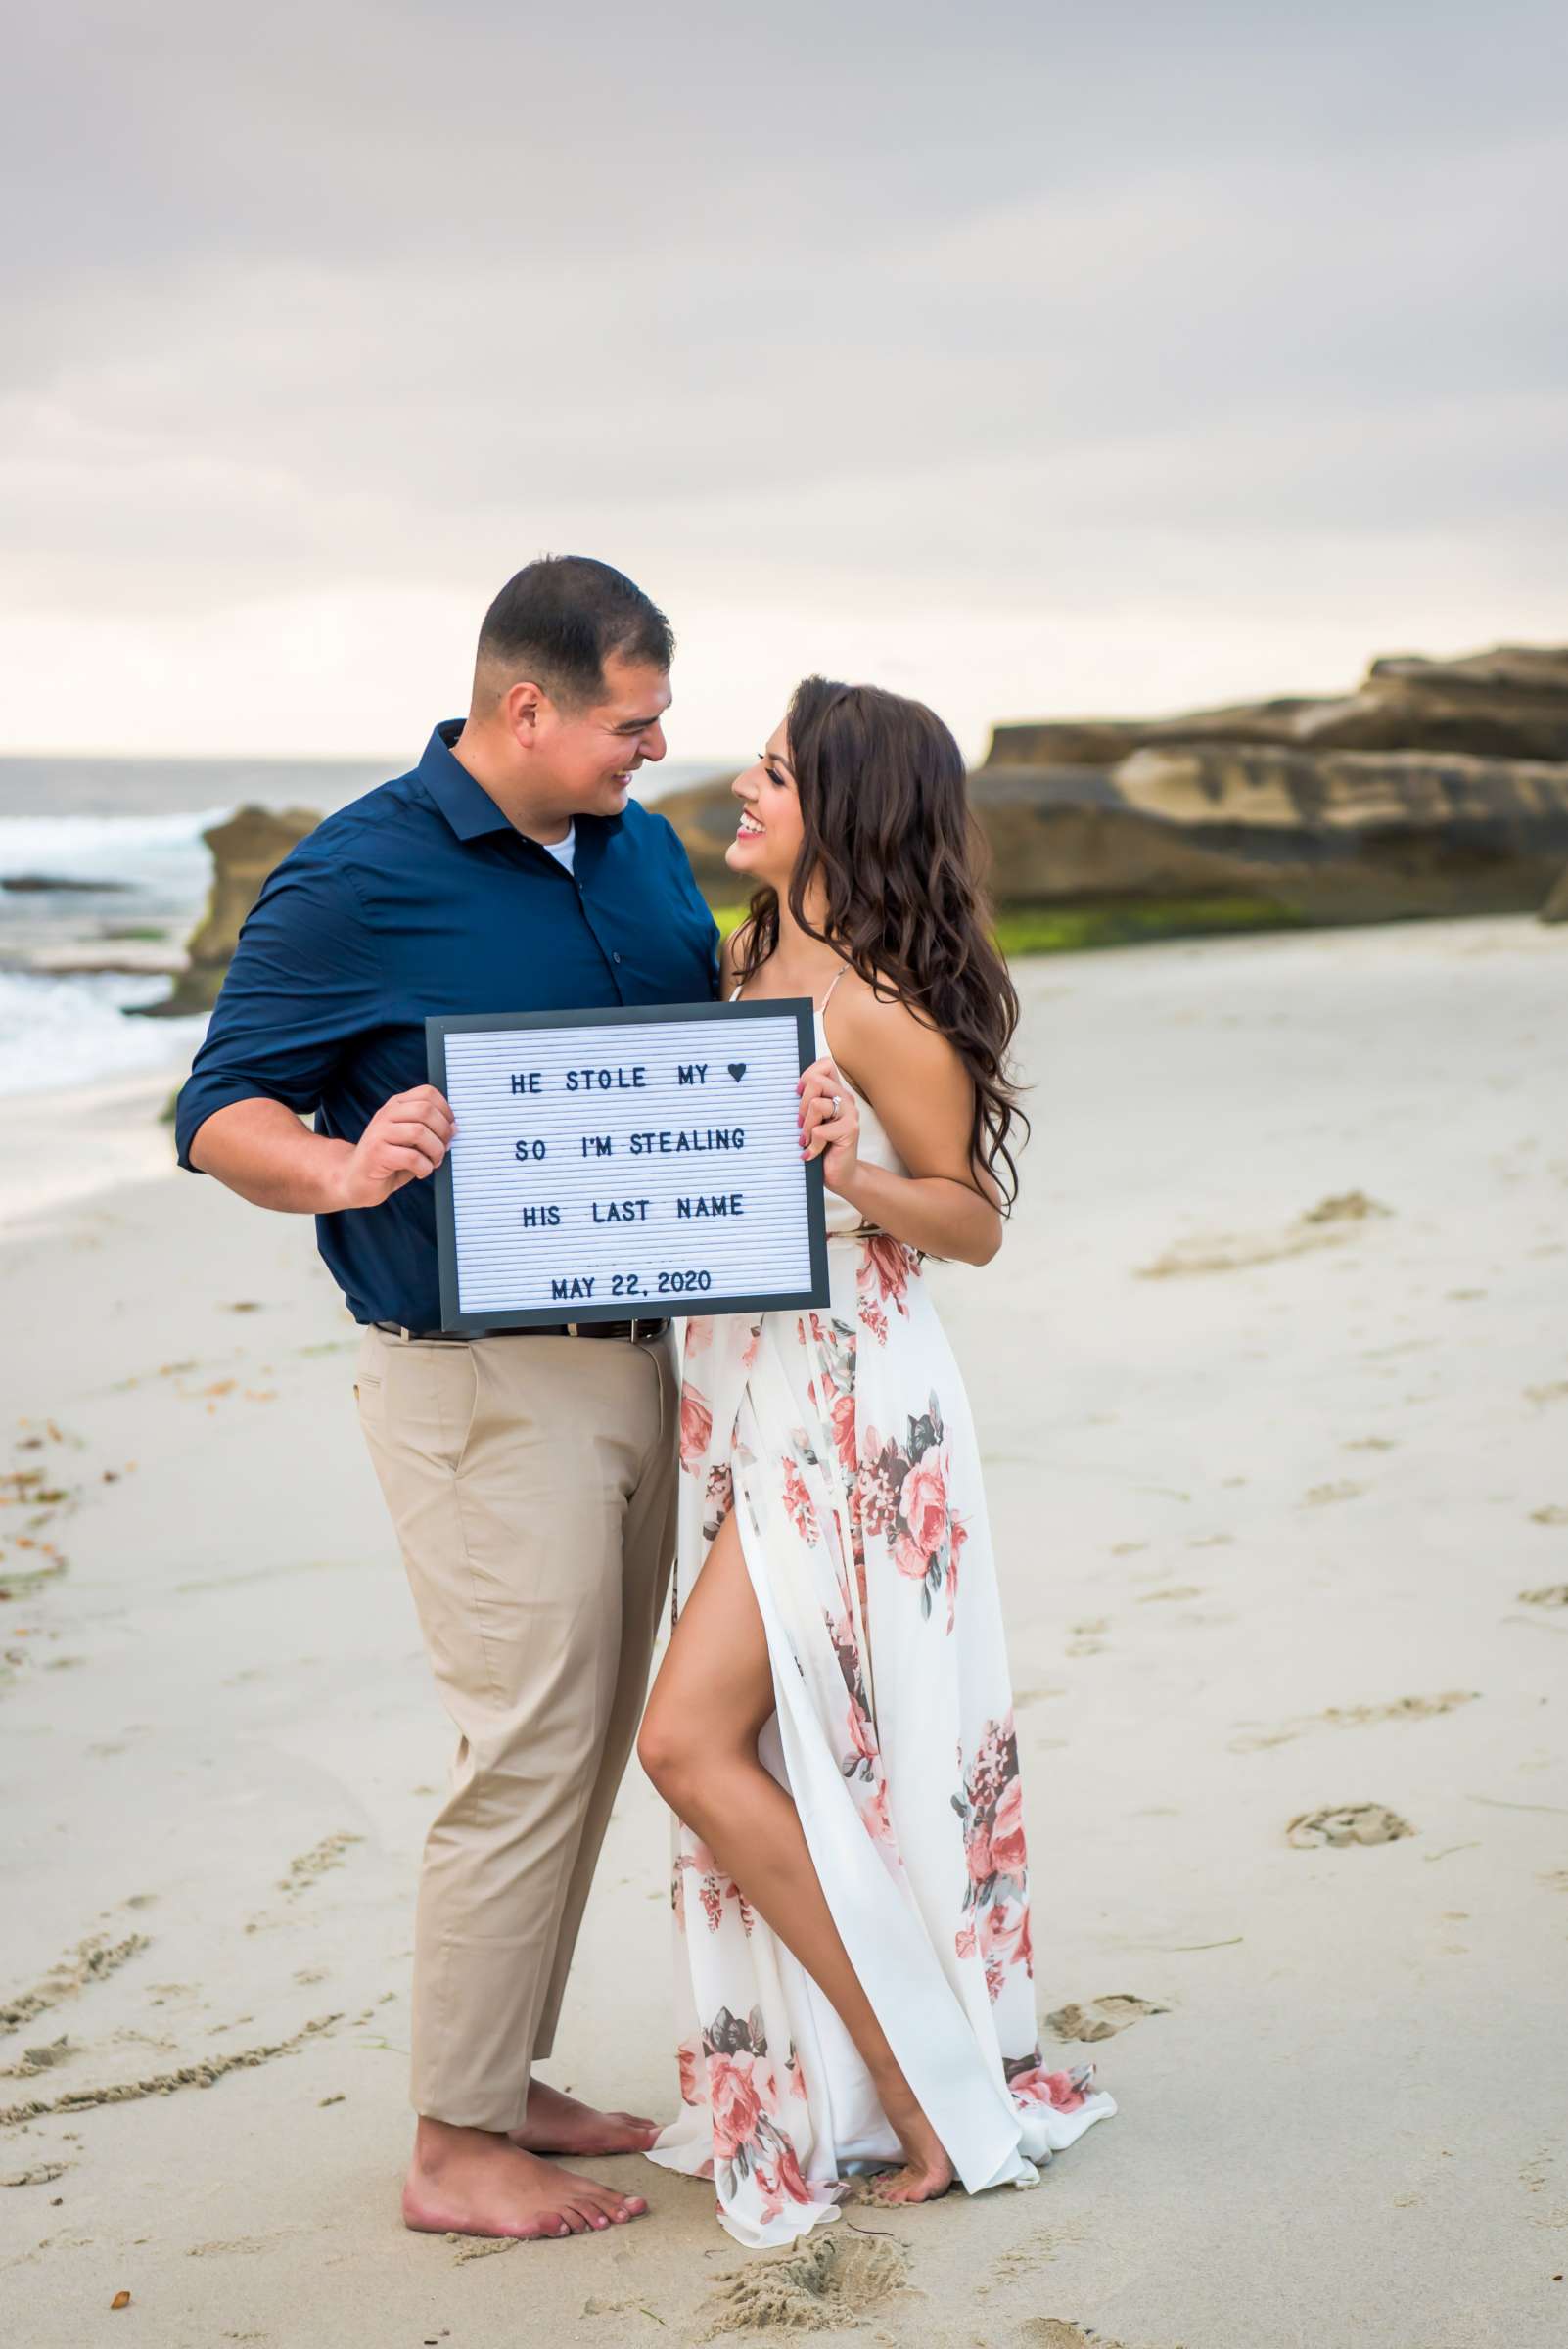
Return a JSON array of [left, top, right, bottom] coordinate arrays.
[[638, 678, 1115, 2248]]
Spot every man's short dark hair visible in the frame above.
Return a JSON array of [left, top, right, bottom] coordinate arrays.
[[476, 555, 674, 710]]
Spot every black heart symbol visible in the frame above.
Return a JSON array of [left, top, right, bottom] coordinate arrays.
[[727, 1062, 746, 1082]]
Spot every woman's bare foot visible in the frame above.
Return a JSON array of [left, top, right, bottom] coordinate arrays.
[[509, 2078, 661, 2157], [865, 2100, 955, 2206], [403, 2118, 649, 2238]]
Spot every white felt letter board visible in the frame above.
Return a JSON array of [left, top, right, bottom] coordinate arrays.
[[427, 1000, 830, 1331]]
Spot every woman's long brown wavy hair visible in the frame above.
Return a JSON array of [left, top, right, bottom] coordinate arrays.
[[733, 675, 1029, 1207]]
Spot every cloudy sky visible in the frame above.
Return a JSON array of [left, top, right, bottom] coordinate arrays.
[[5, 1, 1565, 764]]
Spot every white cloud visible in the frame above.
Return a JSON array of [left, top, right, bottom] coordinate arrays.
[[2, 1, 1564, 755]]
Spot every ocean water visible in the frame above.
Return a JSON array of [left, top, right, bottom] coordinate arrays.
[[0, 754, 726, 1098]]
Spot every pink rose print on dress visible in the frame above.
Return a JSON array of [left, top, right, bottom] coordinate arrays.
[[901, 1449, 948, 1556], [679, 1383, 713, 1471], [943, 1508, 968, 1633], [862, 1396, 962, 1624], [858, 1426, 903, 1541], [1005, 2053, 1096, 2114], [893, 1528, 929, 1581], [981, 1898, 1019, 1958], [824, 1598, 897, 1853], [754, 2133, 815, 2213], [781, 1455, 819, 1545], [830, 1387, 857, 1475], [678, 2040, 702, 2105], [991, 1774, 1028, 1880], [709, 2054, 763, 2161], [847, 1695, 877, 1768], [702, 1461, 734, 1543], [702, 2006, 817, 2224], [674, 1840, 734, 1935], [953, 1714, 1031, 1997], [855, 1234, 918, 1345]]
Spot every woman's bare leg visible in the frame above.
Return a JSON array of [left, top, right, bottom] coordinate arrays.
[[637, 1508, 951, 2202]]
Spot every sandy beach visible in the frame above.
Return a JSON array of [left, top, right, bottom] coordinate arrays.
[[2, 913, 1565, 2349]]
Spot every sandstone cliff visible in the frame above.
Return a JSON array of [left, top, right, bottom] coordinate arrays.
[[659, 644, 1568, 926], [147, 805, 319, 1015]]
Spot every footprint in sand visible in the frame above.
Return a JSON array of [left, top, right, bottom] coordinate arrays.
[[1, 2160, 73, 2188], [1519, 1585, 1568, 1608], [1065, 1619, 1109, 1656], [696, 2233, 910, 2338], [1528, 1507, 1568, 1528], [1287, 1804, 1414, 1849], [3, 2034, 76, 2081], [1045, 1994, 1168, 2044], [1303, 1481, 1367, 1507], [0, 1932, 151, 2039], [276, 1833, 364, 1896], [1135, 1585, 1207, 1604], [1320, 1691, 1477, 1726], [1137, 1190, 1390, 1279], [1020, 2324, 1131, 2349]]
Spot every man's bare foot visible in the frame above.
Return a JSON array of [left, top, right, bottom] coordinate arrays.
[[509, 2078, 661, 2158], [865, 2102, 955, 2207], [403, 2117, 649, 2239]]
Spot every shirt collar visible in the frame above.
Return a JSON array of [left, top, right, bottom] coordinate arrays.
[[417, 721, 518, 841], [415, 719, 623, 848]]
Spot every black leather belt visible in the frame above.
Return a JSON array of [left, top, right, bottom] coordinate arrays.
[[373, 1318, 669, 1344]]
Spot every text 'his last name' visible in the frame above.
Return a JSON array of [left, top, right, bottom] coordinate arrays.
[[519, 1194, 746, 1227]]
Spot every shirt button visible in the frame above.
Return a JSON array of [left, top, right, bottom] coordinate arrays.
[[613, 951, 623, 964]]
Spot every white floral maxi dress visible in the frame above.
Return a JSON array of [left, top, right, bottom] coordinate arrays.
[[645, 1036, 1116, 2248]]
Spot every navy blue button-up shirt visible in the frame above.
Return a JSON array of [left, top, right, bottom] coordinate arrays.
[[176, 722, 720, 1328]]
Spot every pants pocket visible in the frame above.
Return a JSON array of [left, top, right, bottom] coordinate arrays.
[[353, 1326, 385, 1416]]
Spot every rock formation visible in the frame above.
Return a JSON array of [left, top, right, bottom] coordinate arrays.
[[145, 805, 319, 1015], [658, 643, 1568, 926]]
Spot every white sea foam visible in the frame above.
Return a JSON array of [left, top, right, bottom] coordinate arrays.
[[0, 757, 730, 1101], [0, 806, 228, 886], [0, 970, 208, 1099]]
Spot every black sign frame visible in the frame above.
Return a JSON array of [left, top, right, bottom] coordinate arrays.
[[427, 997, 829, 1334]]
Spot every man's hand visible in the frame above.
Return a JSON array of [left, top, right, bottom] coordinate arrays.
[[332, 1085, 456, 1210]]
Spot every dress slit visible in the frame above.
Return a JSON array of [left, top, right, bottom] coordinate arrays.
[[647, 1229, 1116, 2247]]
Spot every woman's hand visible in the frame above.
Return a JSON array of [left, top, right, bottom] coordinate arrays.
[[798, 1054, 861, 1198]]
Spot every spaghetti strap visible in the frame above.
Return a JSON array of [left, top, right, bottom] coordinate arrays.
[[816, 962, 850, 1015]]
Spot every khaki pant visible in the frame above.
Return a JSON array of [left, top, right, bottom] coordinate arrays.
[[354, 1322, 678, 2132]]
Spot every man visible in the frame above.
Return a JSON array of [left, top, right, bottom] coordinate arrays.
[[177, 557, 719, 2241]]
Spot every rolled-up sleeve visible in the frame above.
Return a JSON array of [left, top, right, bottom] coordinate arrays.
[[175, 853, 381, 1171]]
